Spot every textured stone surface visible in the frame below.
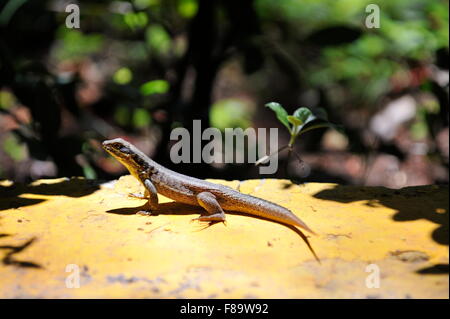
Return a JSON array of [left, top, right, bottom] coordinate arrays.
[[0, 176, 448, 298]]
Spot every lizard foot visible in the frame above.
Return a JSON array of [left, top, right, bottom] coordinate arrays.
[[137, 204, 159, 215], [191, 213, 226, 224], [137, 209, 153, 216]]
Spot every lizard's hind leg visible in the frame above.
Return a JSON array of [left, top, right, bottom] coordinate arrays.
[[192, 192, 226, 223]]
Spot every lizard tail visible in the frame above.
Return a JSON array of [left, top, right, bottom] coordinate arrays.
[[231, 194, 317, 235], [290, 214, 317, 236]]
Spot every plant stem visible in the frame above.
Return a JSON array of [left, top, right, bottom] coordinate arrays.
[[288, 134, 297, 148]]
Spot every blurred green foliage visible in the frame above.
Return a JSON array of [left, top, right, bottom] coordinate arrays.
[[3, 134, 26, 162], [55, 28, 104, 61], [178, 0, 198, 18], [133, 108, 152, 127], [0, 90, 15, 110], [113, 67, 133, 85], [210, 99, 254, 130], [256, 0, 448, 102], [124, 11, 148, 30], [145, 24, 172, 54], [140, 79, 170, 95]]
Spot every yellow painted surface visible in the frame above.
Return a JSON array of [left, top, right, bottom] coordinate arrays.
[[0, 176, 448, 298]]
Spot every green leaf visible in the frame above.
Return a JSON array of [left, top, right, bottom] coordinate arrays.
[[265, 102, 290, 130], [287, 115, 302, 126], [140, 79, 169, 95], [293, 107, 314, 124]]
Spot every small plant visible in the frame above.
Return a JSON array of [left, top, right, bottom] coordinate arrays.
[[256, 102, 342, 177]]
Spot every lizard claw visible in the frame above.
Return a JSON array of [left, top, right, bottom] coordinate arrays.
[[191, 219, 225, 232], [191, 216, 226, 227], [191, 212, 226, 223]]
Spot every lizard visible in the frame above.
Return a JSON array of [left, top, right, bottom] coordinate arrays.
[[102, 138, 316, 235]]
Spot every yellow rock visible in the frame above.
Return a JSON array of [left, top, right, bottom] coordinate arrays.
[[0, 176, 447, 298]]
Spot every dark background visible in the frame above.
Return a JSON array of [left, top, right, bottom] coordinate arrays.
[[0, 0, 448, 187]]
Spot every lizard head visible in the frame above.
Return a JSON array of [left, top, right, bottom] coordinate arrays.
[[102, 138, 154, 179]]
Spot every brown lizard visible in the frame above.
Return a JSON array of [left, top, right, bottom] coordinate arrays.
[[102, 138, 316, 235]]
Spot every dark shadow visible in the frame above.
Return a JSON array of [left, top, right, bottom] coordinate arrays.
[[0, 237, 42, 269], [281, 182, 296, 190], [279, 169, 352, 190], [313, 184, 449, 246], [0, 197, 46, 211], [107, 206, 143, 215], [0, 178, 100, 211], [296, 169, 351, 185], [107, 201, 320, 263], [107, 201, 202, 216], [416, 264, 449, 275]]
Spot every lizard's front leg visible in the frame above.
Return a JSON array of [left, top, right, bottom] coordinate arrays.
[[192, 192, 226, 223], [140, 179, 159, 212]]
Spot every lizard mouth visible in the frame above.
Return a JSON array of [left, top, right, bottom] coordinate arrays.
[[102, 141, 114, 154], [102, 140, 134, 167], [102, 140, 123, 159]]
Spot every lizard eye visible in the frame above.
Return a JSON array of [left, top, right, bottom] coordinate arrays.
[[119, 146, 131, 154]]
